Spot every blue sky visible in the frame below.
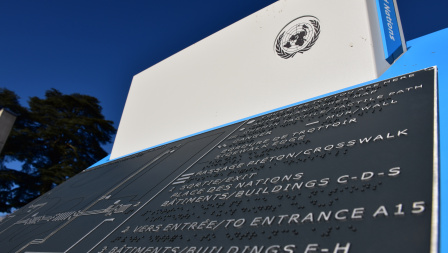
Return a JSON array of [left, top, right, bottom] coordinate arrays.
[[1, 0, 447, 154]]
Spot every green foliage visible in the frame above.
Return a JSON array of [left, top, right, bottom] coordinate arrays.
[[0, 88, 115, 213]]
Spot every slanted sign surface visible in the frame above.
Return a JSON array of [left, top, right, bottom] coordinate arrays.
[[0, 68, 438, 253], [111, 0, 398, 160]]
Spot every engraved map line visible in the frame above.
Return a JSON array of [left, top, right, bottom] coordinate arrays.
[[173, 172, 195, 185], [63, 218, 115, 252], [24, 219, 115, 253], [305, 121, 319, 126], [86, 121, 247, 253], [0, 203, 48, 235], [17, 147, 180, 253]]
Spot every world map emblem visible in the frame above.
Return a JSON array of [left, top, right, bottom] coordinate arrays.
[[274, 16, 321, 59]]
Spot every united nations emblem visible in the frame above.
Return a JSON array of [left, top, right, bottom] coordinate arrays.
[[274, 16, 321, 59]]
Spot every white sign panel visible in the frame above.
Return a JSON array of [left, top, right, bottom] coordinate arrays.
[[111, 0, 401, 160]]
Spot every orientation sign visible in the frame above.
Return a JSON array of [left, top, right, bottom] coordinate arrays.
[[0, 68, 439, 253]]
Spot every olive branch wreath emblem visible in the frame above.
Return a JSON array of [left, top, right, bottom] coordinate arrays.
[[275, 19, 320, 59]]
